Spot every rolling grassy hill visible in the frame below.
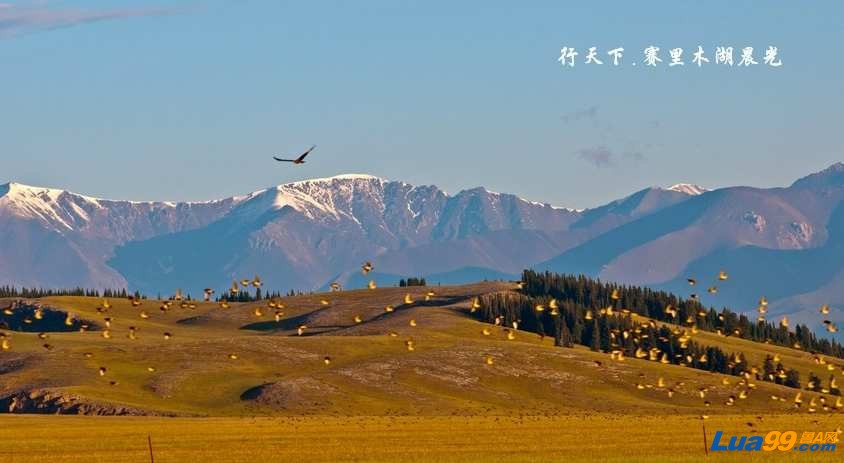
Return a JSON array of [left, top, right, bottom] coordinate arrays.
[[1, 282, 841, 418], [1, 282, 842, 462]]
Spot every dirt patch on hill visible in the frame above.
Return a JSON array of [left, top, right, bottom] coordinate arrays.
[[0, 389, 177, 416], [240, 378, 343, 410]]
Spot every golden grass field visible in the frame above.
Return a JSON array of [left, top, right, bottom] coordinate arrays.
[[1, 414, 841, 463], [1, 283, 842, 461]]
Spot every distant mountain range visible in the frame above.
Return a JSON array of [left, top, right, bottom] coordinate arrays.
[[2, 165, 844, 333]]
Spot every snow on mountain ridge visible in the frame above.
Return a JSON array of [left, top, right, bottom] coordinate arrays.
[[0, 181, 244, 236], [666, 183, 709, 195], [1, 174, 578, 223]]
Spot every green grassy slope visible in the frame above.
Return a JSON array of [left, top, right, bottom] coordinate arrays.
[[0, 283, 841, 417]]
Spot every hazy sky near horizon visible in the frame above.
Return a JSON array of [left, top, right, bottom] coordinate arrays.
[[1, 0, 842, 209]]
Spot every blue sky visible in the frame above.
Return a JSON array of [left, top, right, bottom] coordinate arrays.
[[1, 1, 842, 208]]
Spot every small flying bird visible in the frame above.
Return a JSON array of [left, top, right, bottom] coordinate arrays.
[[718, 270, 728, 281], [361, 261, 373, 274], [163, 332, 172, 340], [404, 294, 413, 304], [687, 278, 696, 286], [470, 298, 481, 312], [273, 145, 316, 165], [353, 315, 363, 324], [368, 280, 377, 290], [330, 282, 341, 291], [409, 319, 417, 327], [820, 304, 830, 315]]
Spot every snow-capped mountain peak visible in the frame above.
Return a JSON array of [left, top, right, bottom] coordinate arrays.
[[666, 183, 709, 195], [0, 182, 103, 230]]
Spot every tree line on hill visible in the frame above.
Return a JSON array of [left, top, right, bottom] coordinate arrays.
[[474, 270, 844, 391], [0, 286, 139, 299], [518, 271, 843, 358], [476, 291, 804, 386]]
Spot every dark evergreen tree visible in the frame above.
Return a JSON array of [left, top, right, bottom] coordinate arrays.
[[807, 372, 822, 392], [784, 369, 801, 389]]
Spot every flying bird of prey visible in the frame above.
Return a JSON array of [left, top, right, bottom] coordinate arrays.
[[274, 145, 316, 164]]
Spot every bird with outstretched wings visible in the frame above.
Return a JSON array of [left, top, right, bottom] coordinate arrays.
[[274, 145, 316, 164]]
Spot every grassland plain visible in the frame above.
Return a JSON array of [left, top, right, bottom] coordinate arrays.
[[0, 283, 842, 461], [0, 414, 841, 463]]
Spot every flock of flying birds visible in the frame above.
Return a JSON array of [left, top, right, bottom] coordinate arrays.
[[587, 270, 843, 416], [0, 259, 842, 416], [686, 272, 838, 334]]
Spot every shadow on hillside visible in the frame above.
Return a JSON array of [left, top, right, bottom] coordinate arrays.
[[240, 306, 332, 333], [0, 302, 98, 332], [240, 295, 473, 335]]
